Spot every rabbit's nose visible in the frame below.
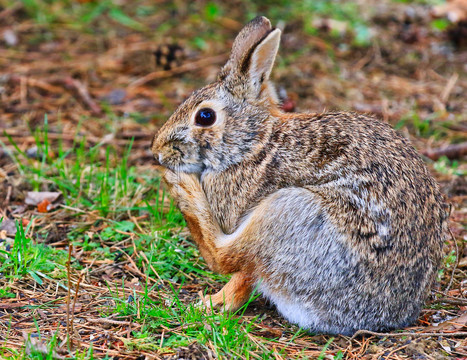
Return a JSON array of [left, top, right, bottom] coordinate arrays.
[[150, 134, 160, 157]]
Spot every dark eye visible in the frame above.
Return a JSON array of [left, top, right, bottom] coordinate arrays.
[[195, 108, 216, 127]]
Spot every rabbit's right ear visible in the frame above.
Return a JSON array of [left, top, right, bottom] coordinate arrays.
[[220, 16, 281, 97]]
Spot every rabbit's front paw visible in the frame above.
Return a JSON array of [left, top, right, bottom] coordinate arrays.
[[162, 169, 198, 190], [161, 169, 202, 210]]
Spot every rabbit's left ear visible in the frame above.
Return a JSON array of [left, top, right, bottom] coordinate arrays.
[[246, 28, 281, 96], [220, 16, 281, 98]]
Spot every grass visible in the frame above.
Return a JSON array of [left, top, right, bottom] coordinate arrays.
[[1, 114, 209, 280], [0, 219, 68, 285], [10, 0, 147, 31], [5, 0, 374, 46], [107, 287, 277, 358]]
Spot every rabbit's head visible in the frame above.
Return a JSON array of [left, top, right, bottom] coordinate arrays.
[[151, 16, 281, 173]]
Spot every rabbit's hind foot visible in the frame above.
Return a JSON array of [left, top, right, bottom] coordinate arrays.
[[199, 272, 253, 312]]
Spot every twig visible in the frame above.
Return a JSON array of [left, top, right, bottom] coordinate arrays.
[[115, 247, 159, 285], [66, 244, 73, 350], [432, 297, 467, 306], [441, 73, 459, 103], [351, 329, 467, 340], [128, 53, 228, 88], [59, 204, 88, 214], [159, 329, 165, 347], [72, 341, 122, 356], [9, 75, 101, 115], [139, 251, 164, 283], [70, 271, 83, 343], [9, 75, 63, 94], [422, 142, 467, 161], [376, 343, 410, 360], [0, 302, 28, 309], [50, 77, 102, 115]]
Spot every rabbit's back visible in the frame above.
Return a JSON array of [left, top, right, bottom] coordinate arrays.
[[202, 112, 447, 256]]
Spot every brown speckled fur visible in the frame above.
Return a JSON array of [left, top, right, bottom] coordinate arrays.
[[151, 16, 448, 335]]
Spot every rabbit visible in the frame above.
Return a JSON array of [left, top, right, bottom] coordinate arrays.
[[150, 16, 449, 335]]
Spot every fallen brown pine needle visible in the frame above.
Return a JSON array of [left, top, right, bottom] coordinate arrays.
[[351, 329, 467, 340], [128, 53, 228, 88], [86, 318, 137, 326]]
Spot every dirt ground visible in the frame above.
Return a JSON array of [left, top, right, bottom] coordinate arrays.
[[0, 0, 466, 359]]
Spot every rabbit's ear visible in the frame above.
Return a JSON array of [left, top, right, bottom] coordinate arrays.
[[246, 28, 281, 95], [221, 16, 281, 96], [228, 16, 272, 70]]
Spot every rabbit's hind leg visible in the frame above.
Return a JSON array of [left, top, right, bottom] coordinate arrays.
[[201, 272, 253, 312], [221, 187, 355, 333]]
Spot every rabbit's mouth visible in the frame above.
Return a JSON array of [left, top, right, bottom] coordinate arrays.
[[152, 135, 206, 173], [154, 151, 205, 174], [152, 141, 184, 166]]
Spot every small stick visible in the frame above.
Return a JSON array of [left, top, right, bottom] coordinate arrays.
[[432, 297, 467, 306], [422, 142, 467, 161], [351, 329, 467, 340], [9, 74, 102, 115], [441, 73, 459, 103], [70, 271, 83, 342], [9, 75, 63, 94], [139, 251, 164, 283], [66, 244, 73, 350], [119, 249, 159, 284], [5, 185, 12, 204], [377, 343, 410, 360], [160, 329, 165, 347], [50, 77, 102, 115]]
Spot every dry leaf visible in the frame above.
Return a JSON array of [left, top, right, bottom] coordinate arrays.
[[25, 191, 61, 206], [425, 312, 467, 332], [0, 218, 17, 236]]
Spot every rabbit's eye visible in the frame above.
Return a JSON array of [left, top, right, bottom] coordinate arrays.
[[195, 108, 216, 127]]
